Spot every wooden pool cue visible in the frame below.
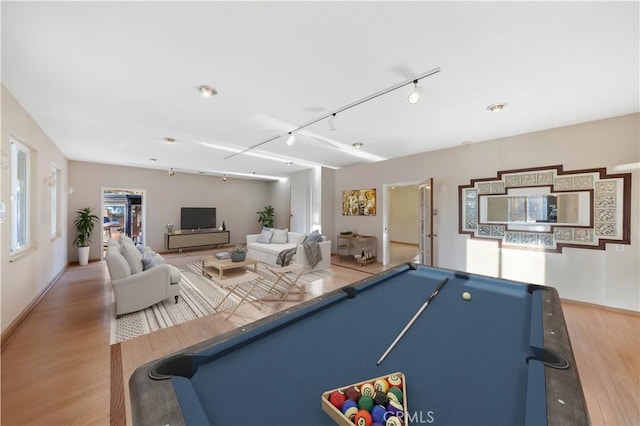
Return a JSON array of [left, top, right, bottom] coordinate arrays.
[[376, 277, 450, 365]]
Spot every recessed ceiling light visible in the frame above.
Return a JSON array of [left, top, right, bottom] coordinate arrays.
[[486, 102, 507, 112], [352, 143, 364, 148], [149, 158, 157, 163], [198, 85, 218, 97], [164, 137, 175, 144]]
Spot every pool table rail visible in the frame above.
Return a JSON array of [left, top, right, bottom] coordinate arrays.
[[538, 284, 590, 424]]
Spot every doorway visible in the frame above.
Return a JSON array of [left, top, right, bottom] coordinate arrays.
[[383, 183, 420, 265], [102, 188, 145, 253]]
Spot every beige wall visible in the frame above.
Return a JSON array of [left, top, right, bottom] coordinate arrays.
[[68, 161, 274, 262], [389, 185, 420, 244], [334, 113, 640, 311], [1, 86, 69, 333]]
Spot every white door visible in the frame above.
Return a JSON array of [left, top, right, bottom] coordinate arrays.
[[289, 172, 311, 232]]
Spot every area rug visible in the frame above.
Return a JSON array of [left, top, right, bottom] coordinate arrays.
[[110, 262, 334, 344]]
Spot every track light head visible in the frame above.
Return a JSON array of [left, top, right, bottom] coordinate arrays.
[[328, 113, 337, 131], [286, 132, 296, 146], [222, 175, 227, 182], [407, 80, 422, 104], [168, 168, 175, 176]]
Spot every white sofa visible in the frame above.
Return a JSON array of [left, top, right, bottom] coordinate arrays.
[[105, 237, 181, 317], [246, 231, 331, 271]]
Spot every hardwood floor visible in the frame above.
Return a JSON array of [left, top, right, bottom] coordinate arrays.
[[1, 249, 638, 425]]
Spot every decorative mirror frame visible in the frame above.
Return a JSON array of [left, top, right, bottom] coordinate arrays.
[[459, 165, 631, 252]]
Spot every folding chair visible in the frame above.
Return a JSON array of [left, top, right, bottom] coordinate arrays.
[[266, 263, 311, 299], [214, 271, 264, 320]]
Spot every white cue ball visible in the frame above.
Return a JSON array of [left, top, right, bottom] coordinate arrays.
[[462, 291, 471, 301]]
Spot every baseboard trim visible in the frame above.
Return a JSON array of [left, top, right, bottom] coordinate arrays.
[[561, 298, 640, 317], [390, 241, 419, 246], [67, 258, 102, 266], [1, 266, 67, 347]]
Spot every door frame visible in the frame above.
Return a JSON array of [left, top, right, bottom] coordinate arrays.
[[101, 187, 146, 246]]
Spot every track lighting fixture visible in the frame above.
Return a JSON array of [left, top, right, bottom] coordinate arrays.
[[222, 175, 227, 182], [286, 132, 296, 146], [407, 80, 422, 104], [168, 168, 175, 176], [225, 67, 440, 159]]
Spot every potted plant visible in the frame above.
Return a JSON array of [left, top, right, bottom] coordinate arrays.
[[230, 245, 247, 262], [73, 207, 100, 266], [257, 205, 275, 228]]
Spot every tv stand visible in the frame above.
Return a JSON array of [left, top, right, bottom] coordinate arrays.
[[165, 229, 230, 252]]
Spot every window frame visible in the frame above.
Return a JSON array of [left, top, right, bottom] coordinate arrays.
[[10, 137, 31, 255]]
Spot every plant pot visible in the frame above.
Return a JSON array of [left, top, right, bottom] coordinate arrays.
[[230, 252, 246, 262], [78, 246, 90, 266]]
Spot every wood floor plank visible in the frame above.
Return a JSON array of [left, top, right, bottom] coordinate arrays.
[[110, 343, 126, 426]]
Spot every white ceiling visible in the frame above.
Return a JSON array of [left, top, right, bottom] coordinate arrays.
[[2, 2, 638, 181]]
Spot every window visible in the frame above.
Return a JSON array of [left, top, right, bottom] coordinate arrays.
[[49, 164, 59, 237], [10, 137, 30, 254]]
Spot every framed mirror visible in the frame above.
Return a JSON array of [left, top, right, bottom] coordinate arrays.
[[459, 165, 631, 252]]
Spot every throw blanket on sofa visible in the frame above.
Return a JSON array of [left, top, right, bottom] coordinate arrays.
[[302, 241, 322, 267], [277, 247, 297, 267], [276, 241, 323, 267]]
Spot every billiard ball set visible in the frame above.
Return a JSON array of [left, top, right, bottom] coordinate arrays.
[[321, 372, 408, 426]]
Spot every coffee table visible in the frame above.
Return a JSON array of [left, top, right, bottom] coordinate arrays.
[[201, 256, 258, 279]]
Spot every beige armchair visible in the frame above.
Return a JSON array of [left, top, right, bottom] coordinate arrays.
[[105, 238, 181, 317]]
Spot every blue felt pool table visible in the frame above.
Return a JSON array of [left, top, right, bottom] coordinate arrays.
[[130, 264, 588, 425]]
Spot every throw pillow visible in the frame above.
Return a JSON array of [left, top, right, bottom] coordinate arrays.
[[257, 228, 274, 244], [271, 228, 289, 244], [303, 229, 322, 243], [142, 252, 165, 270], [120, 235, 135, 246], [121, 241, 144, 274]]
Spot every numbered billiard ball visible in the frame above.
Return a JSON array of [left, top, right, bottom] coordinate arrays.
[[328, 390, 346, 409]]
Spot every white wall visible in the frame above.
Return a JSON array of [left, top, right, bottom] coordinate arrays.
[[68, 161, 273, 261], [268, 178, 291, 230], [321, 167, 335, 239], [334, 114, 640, 311], [1, 85, 69, 333]]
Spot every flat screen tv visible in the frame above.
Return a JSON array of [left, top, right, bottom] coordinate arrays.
[[181, 207, 216, 230]]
